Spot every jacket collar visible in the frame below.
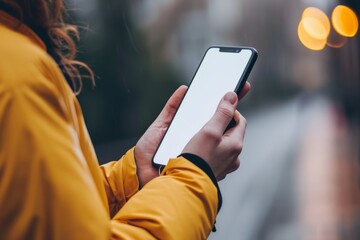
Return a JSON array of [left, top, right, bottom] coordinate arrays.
[[0, 10, 46, 51]]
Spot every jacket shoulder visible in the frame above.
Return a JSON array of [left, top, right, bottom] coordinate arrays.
[[0, 25, 59, 90]]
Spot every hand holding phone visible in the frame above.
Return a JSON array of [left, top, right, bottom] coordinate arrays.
[[135, 83, 251, 188], [181, 91, 247, 181], [152, 46, 257, 167]]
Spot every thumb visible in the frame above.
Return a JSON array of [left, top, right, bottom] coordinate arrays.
[[206, 92, 238, 135]]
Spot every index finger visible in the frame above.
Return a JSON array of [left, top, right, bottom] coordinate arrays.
[[238, 82, 251, 100], [224, 110, 247, 140], [154, 85, 188, 126]]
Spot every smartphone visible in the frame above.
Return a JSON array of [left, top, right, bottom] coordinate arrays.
[[152, 46, 257, 167]]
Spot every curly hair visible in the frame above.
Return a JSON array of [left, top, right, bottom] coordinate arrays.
[[0, 0, 94, 94]]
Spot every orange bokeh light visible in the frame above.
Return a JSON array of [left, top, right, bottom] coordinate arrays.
[[298, 17, 327, 51], [332, 5, 359, 37], [298, 5, 358, 50], [302, 7, 331, 37], [298, 7, 329, 50]]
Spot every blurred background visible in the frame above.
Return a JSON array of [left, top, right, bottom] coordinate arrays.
[[67, 0, 359, 239]]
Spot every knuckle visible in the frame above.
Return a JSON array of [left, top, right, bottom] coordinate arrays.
[[201, 126, 221, 142], [234, 159, 241, 169], [236, 141, 244, 152], [217, 105, 234, 119], [230, 140, 243, 154]]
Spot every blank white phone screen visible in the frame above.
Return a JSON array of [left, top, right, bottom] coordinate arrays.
[[153, 47, 253, 166]]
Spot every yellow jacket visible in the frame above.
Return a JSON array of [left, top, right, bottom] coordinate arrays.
[[0, 11, 218, 239]]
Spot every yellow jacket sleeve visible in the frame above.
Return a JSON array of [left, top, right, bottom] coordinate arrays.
[[99, 148, 140, 218], [99, 147, 219, 239], [110, 157, 218, 240]]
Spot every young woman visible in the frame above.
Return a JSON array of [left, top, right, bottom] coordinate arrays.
[[0, 0, 250, 239]]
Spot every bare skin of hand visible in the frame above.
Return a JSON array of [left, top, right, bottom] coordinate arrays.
[[182, 92, 247, 181], [135, 82, 251, 188]]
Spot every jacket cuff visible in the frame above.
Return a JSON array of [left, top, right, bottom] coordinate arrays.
[[178, 153, 222, 214], [122, 147, 140, 200]]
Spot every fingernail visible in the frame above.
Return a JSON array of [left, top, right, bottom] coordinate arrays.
[[224, 92, 237, 105]]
